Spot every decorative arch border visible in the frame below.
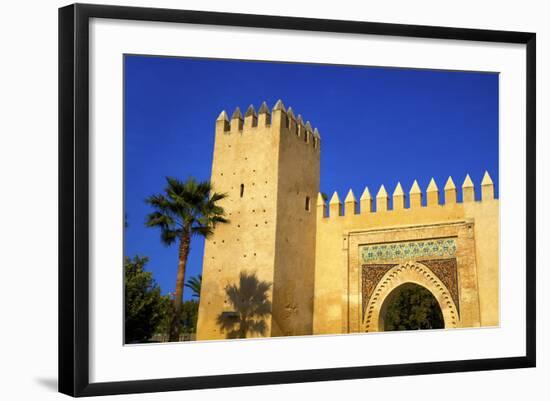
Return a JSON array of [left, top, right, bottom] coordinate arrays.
[[363, 261, 459, 332]]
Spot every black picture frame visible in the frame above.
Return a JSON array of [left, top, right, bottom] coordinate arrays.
[[59, 3, 536, 397]]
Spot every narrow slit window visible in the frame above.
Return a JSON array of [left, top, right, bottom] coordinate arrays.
[[305, 196, 311, 211], [240, 184, 244, 198]]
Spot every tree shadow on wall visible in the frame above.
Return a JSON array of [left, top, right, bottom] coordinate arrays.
[[216, 271, 272, 339]]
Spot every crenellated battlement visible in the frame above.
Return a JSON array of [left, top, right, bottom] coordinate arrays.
[[318, 172, 497, 218], [215, 100, 321, 151]]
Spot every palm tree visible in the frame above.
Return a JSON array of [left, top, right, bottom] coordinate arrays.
[[185, 274, 202, 299], [217, 271, 272, 339], [146, 177, 228, 341]]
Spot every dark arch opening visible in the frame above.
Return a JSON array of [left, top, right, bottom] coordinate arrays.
[[380, 283, 444, 331]]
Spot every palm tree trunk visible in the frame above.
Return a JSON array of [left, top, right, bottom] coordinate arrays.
[[169, 231, 191, 342]]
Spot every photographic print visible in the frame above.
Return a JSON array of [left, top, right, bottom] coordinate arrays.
[[123, 55, 499, 344]]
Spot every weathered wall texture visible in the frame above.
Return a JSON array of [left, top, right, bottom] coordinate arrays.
[[196, 101, 320, 340], [197, 100, 499, 341]]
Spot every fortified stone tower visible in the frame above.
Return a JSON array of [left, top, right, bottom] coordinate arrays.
[[196, 100, 321, 340]]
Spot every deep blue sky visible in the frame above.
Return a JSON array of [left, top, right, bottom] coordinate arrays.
[[124, 55, 498, 300]]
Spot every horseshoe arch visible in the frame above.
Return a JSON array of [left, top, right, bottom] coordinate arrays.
[[362, 262, 459, 332]]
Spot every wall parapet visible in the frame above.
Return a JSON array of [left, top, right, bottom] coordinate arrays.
[[318, 172, 496, 218], [215, 100, 321, 151]]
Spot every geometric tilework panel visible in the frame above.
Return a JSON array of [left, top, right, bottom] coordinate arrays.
[[360, 238, 457, 264]]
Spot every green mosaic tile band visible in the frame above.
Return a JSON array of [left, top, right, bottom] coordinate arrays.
[[360, 238, 457, 263]]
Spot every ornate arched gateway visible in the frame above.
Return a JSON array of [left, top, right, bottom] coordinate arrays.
[[362, 262, 459, 332], [343, 221, 483, 334]]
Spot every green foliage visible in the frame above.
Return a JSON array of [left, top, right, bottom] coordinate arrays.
[[180, 300, 199, 334], [124, 256, 166, 343], [156, 299, 199, 338], [384, 284, 444, 331], [185, 275, 202, 299], [217, 271, 272, 339]]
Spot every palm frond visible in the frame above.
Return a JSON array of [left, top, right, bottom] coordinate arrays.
[[160, 228, 179, 246], [208, 191, 228, 203], [145, 176, 229, 246], [145, 211, 175, 228], [210, 215, 229, 225], [191, 225, 214, 238], [184, 275, 202, 298]]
